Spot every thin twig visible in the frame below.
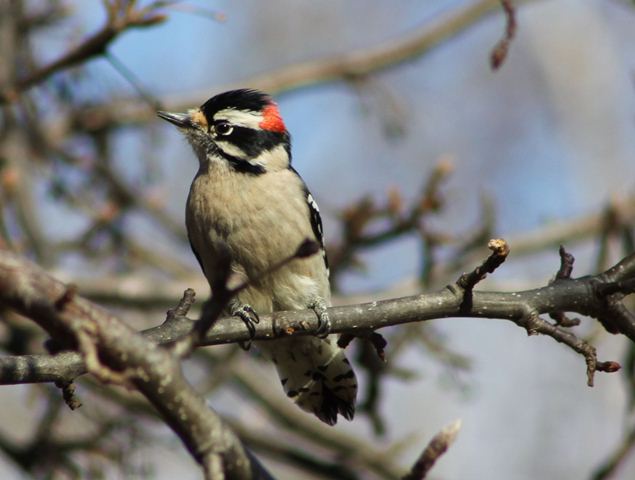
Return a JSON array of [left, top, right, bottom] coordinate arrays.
[[0, 2, 166, 103], [103, 51, 162, 109], [62, 0, 538, 132], [402, 419, 462, 480], [490, 0, 517, 69]]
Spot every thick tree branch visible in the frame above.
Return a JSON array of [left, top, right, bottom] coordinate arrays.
[[1, 242, 633, 391], [0, 248, 268, 479], [45, 194, 635, 310]]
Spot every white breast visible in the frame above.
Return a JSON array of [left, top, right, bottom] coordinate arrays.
[[186, 164, 330, 314]]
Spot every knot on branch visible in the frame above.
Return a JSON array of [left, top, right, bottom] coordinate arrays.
[[548, 246, 580, 327], [457, 238, 509, 312], [54, 284, 78, 311], [164, 288, 196, 325], [522, 312, 541, 336], [457, 238, 509, 292], [555, 245, 575, 280], [55, 380, 82, 410], [589, 266, 635, 340]]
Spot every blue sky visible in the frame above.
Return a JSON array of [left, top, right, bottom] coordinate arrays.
[[28, 1, 635, 293]]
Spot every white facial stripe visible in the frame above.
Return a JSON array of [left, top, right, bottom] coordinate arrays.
[[216, 140, 247, 159], [250, 144, 289, 171], [214, 108, 263, 129]]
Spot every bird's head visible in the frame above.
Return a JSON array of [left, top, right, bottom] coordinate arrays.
[[158, 89, 290, 174]]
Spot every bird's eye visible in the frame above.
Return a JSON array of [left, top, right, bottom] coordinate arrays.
[[214, 121, 233, 136]]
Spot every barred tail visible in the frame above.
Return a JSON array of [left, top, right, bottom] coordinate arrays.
[[258, 336, 357, 425]]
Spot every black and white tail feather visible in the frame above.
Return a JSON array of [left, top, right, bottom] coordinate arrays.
[[260, 336, 356, 425]]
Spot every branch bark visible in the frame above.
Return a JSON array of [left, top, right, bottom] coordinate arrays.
[[0, 248, 269, 479], [0, 241, 632, 475], [1, 243, 633, 389]]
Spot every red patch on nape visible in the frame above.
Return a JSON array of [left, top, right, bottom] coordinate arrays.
[[259, 104, 286, 133]]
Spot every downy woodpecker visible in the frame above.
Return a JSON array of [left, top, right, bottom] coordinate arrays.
[[158, 89, 357, 425]]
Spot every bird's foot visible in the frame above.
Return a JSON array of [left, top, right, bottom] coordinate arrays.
[[309, 297, 331, 338], [230, 301, 260, 350]]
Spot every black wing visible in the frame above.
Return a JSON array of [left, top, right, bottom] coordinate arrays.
[[290, 167, 329, 274]]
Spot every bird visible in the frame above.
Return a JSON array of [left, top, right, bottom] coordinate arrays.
[[157, 89, 357, 425]]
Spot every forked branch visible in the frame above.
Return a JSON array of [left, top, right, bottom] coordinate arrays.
[[0, 240, 632, 390], [0, 240, 632, 477]]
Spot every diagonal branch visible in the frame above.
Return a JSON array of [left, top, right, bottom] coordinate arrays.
[[0, 1, 166, 103], [0, 247, 270, 479], [403, 419, 462, 480]]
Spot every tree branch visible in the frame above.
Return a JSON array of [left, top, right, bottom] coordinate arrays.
[[0, 248, 269, 479], [403, 419, 462, 480], [0, 1, 167, 103], [1, 242, 633, 390], [67, 0, 539, 132], [490, 0, 517, 70]]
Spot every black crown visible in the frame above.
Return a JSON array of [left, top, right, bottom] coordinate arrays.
[[200, 89, 272, 120]]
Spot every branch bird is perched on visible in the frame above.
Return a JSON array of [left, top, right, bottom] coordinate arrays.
[[158, 89, 357, 425]]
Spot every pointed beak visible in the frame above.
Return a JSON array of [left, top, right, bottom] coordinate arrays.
[[157, 111, 192, 128]]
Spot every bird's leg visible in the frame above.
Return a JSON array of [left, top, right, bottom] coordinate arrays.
[[229, 299, 260, 350], [308, 297, 331, 338]]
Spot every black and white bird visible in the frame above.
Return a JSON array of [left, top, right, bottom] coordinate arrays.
[[158, 89, 357, 425]]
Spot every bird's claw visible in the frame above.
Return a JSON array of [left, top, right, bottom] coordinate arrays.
[[309, 298, 331, 339], [230, 302, 260, 350]]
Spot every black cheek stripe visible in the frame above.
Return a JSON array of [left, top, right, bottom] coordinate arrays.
[[216, 148, 266, 175]]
